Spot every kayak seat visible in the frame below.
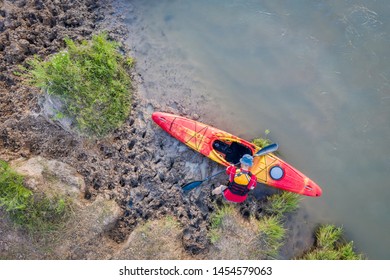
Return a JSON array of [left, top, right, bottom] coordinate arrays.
[[225, 142, 253, 164], [213, 140, 253, 164], [212, 140, 231, 154]]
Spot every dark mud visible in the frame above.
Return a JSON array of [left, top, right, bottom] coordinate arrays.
[[0, 0, 314, 258]]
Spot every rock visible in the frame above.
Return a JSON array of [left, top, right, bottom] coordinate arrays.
[[11, 156, 85, 196], [192, 113, 200, 120], [6, 43, 24, 63], [23, 177, 39, 191], [18, 39, 30, 54]]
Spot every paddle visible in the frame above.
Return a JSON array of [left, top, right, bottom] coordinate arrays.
[[181, 142, 279, 192]]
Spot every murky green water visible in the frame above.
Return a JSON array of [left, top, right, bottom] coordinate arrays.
[[121, 0, 390, 259]]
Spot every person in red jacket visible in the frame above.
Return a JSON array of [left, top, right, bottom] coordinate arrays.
[[212, 154, 257, 203]]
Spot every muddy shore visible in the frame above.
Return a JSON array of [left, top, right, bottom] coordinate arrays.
[[0, 0, 314, 259]]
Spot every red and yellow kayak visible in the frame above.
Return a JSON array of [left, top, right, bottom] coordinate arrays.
[[152, 112, 322, 197]]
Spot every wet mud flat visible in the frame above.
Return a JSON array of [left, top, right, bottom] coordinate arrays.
[[0, 0, 314, 258]]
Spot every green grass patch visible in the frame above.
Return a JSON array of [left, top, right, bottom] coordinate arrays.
[[316, 224, 342, 249], [0, 160, 71, 234], [252, 130, 272, 148], [208, 204, 235, 244], [10, 194, 71, 234], [299, 225, 363, 260], [257, 215, 286, 258], [0, 160, 32, 212], [25, 33, 133, 136], [264, 192, 301, 217]]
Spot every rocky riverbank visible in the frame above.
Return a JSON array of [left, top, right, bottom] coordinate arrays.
[[0, 0, 315, 259]]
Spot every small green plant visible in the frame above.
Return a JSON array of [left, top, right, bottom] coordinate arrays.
[[13, 70, 23, 76], [0, 160, 32, 211], [257, 215, 285, 258], [54, 111, 65, 120], [125, 56, 135, 68], [316, 224, 343, 249], [10, 194, 71, 234], [164, 215, 180, 228], [208, 204, 235, 244], [252, 130, 272, 148], [0, 160, 70, 234], [264, 192, 301, 217], [299, 225, 363, 260], [25, 33, 133, 136]]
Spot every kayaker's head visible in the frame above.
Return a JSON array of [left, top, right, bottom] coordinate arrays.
[[240, 154, 253, 170]]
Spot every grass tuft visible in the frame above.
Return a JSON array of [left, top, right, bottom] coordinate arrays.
[[0, 160, 71, 235], [208, 204, 235, 244], [316, 224, 343, 249], [301, 248, 340, 260], [10, 194, 71, 234], [25, 33, 133, 136], [338, 241, 362, 260], [252, 130, 272, 148], [264, 192, 301, 217], [299, 225, 363, 260], [0, 160, 31, 211], [257, 215, 285, 258]]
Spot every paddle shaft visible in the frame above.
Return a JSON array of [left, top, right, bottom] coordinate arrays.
[[202, 162, 239, 182]]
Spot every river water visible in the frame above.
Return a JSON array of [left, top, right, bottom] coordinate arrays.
[[118, 0, 390, 259]]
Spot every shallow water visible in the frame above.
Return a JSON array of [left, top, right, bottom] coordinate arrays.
[[120, 0, 390, 259]]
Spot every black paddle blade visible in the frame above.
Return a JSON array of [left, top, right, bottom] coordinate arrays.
[[182, 180, 204, 192], [255, 143, 279, 156]]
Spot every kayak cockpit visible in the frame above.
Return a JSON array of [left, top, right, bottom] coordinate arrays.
[[212, 139, 253, 165]]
